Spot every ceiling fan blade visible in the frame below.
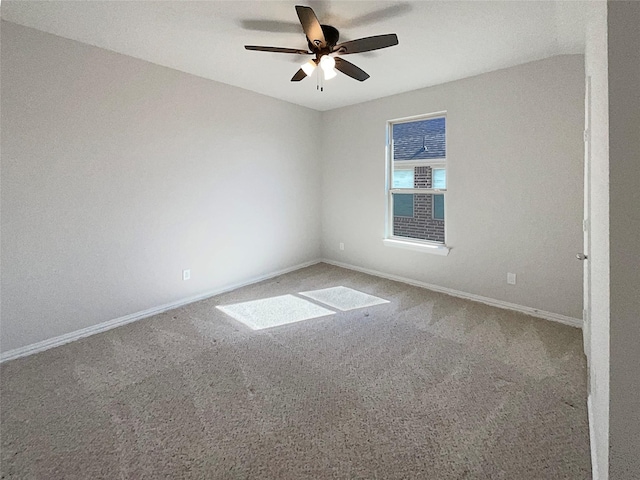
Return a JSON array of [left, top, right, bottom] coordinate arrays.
[[291, 68, 308, 82], [245, 45, 311, 54], [333, 34, 398, 55], [334, 57, 370, 82], [295, 5, 326, 49]]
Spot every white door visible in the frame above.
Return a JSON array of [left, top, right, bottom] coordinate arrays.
[[582, 76, 592, 365]]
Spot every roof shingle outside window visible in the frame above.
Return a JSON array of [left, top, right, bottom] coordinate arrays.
[[393, 117, 446, 161]]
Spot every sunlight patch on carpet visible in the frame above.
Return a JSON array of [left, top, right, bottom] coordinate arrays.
[[299, 286, 390, 311], [216, 294, 335, 330]]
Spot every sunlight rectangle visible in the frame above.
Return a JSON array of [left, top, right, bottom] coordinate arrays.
[[216, 294, 335, 330], [299, 286, 390, 311]]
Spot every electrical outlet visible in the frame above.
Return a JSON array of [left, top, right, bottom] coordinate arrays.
[[182, 269, 191, 281], [339, 242, 345, 251], [507, 273, 516, 285]]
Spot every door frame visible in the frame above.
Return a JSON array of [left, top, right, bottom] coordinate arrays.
[[583, 75, 592, 366]]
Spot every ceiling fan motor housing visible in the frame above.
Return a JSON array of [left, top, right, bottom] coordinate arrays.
[[307, 24, 339, 52]]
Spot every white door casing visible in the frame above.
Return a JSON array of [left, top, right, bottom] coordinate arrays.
[[583, 75, 592, 371]]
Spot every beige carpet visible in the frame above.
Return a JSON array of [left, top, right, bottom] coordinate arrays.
[[0, 263, 590, 479]]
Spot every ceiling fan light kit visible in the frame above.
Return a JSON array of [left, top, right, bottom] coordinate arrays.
[[320, 54, 335, 71], [245, 5, 398, 90], [323, 67, 337, 81], [301, 59, 317, 76]]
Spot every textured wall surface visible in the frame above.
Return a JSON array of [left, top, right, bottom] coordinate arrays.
[[607, 1, 640, 478], [1, 22, 322, 352], [321, 55, 585, 319]]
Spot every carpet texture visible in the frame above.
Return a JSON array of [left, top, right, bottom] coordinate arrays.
[[0, 263, 590, 479]]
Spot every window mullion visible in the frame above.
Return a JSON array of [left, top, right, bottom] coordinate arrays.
[[391, 159, 446, 169], [390, 188, 447, 194]]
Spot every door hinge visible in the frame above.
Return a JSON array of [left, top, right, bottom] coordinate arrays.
[[583, 129, 590, 143], [583, 219, 589, 232]]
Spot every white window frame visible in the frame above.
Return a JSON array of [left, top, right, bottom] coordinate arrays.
[[384, 112, 450, 256]]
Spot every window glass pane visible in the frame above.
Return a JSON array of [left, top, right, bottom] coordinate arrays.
[[433, 194, 445, 220], [393, 193, 414, 217], [433, 168, 446, 189], [393, 169, 414, 188], [393, 193, 444, 244], [392, 116, 446, 161]]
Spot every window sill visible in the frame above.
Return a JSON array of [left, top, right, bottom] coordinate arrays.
[[383, 238, 450, 256]]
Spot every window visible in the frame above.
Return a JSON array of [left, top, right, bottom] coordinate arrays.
[[432, 168, 446, 189], [433, 194, 444, 220], [393, 194, 414, 217], [385, 113, 448, 254], [392, 169, 414, 188]]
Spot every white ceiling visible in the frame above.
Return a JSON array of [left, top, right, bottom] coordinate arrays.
[[1, 1, 586, 111]]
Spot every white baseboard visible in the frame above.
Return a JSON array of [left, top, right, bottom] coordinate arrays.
[[321, 258, 583, 329], [588, 395, 600, 480], [0, 259, 322, 364], [1, 257, 581, 363]]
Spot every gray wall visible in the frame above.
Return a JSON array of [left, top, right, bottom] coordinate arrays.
[[321, 55, 585, 319], [0, 22, 322, 352], [1, 24, 587, 357], [608, 2, 640, 478]]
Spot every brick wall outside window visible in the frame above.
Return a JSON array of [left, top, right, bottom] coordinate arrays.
[[393, 166, 445, 243]]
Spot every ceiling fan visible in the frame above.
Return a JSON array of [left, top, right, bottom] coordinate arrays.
[[244, 5, 398, 85]]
